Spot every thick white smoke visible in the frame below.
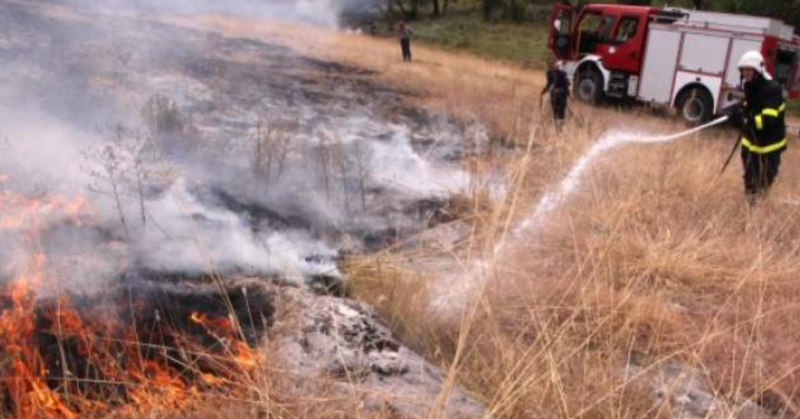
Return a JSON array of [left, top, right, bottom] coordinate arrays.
[[46, 0, 387, 27], [0, 0, 470, 292]]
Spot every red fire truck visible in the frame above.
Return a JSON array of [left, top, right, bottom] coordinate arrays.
[[548, 3, 800, 123]]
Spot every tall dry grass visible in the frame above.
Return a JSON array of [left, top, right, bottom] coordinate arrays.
[[351, 116, 800, 419], [109, 14, 800, 419]]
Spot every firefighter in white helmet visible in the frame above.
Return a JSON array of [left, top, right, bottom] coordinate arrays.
[[726, 50, 787, 204]]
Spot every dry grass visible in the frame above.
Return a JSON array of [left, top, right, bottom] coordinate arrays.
[[351, 120, 800, 418], [85, 14, 800, 419]]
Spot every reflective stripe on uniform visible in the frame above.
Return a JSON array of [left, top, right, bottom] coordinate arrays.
[[741, 137, 787, 154], [754, 103, 785, 130], [762, 103, 786, 117]]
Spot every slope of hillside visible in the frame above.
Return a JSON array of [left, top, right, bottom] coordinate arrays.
[[183, 14, 800, 419], [4, 1, 800, 418]]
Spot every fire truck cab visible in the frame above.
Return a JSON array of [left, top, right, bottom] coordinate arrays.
[[549, 2, 800, 123]]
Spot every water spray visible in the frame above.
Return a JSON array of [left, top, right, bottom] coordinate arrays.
[[433, 116, 731, 313], [497, 115, 730, 256]]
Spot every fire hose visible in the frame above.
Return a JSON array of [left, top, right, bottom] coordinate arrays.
[[639, 115, 730, 142]]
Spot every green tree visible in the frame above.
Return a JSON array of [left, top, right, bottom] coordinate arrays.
[[715, 0, 800, 28]]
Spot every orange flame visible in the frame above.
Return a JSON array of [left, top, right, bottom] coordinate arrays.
[[0, 179, 259, 417]]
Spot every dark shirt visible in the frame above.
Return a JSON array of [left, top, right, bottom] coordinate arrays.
[[397, 27, 413, 41], [542, 69, 570, 96]]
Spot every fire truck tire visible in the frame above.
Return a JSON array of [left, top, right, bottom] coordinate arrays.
[[576, 68, 604, 104], [676, 87, 713, 125]]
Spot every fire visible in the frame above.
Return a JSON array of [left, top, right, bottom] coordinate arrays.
[[1, 253, 77, 419], [0, 179, 260, 417], [0, 190, 93, 230], [190, 311, 258, 370]]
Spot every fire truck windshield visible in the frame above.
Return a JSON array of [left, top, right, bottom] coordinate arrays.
[[578, 12, 616, 54], [614, 17, 639, 43]]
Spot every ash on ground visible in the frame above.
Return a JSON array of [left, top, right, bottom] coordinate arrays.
[[0, 0, 485, 285], [0, 1, 490, 418]]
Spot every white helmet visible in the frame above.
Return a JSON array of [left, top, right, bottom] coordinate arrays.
[[738, 50, 772, 80]]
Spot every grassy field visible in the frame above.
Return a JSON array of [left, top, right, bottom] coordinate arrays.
[[165, 15, 800, 419], [396, 8, 551, 66]]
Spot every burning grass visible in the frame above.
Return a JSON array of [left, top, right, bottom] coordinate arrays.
[[0, 184, 275, 418], [0, 275, 269, 418]]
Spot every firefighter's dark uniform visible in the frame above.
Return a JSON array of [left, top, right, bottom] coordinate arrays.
[[542, 68, 570, 122], [739, 74, 787, 201]]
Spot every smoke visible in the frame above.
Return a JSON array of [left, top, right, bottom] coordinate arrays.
[[0, 0, 470, 293], [37, 0, 388, 27], [0, 109, 90, 194], [134, 179, 340, 280]]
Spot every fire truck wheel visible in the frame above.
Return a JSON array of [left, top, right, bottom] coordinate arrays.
[[676, 87, 713, 125], [576, 68, 604, 104]]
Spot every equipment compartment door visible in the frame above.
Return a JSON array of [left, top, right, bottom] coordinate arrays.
[[680, 33, 728, 76], [638, 27, 681, 104]]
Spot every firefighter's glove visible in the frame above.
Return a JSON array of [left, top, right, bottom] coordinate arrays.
[[721, 104, 745, 128]]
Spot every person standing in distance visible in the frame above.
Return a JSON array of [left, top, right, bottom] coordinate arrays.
[[397, 21, 414, 62]]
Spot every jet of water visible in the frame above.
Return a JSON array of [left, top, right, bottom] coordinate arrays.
[[498, 116, 729, 255], [430, 116, 729, 314]]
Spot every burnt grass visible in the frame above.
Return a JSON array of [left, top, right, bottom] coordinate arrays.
[[0, 1, 476, 399], [0, 0, 482, 278], [0, 0, 462, 150]]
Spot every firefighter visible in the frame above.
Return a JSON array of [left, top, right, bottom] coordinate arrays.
[[541, 58, 571, 131], [727, 50, 787, 204]]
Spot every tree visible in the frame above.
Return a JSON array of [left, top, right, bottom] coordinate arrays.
[[250, 118, 296, 183], [351, 142, 373, 212], [394, 0, 419, 20], [83, 135, 132, 238], [315, 131, 334, 204], [715, 0, 800, 30], [82, 126, 171, 237], [483, 0, 498, 21], [140, 94, 203, 158]]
